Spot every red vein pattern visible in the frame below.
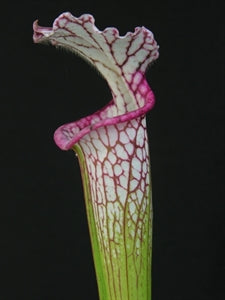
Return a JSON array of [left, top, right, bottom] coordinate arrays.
[[76, 116, 152, 299], [33, 12, 159, 300]]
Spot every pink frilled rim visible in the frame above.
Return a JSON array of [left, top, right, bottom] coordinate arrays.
[[33, 12, 159, 150]]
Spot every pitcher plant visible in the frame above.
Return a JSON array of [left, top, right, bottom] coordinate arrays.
[[33, 12, 159, 300]]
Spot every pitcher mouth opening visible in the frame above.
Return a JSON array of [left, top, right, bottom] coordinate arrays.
[[53, 83, 155, 151]]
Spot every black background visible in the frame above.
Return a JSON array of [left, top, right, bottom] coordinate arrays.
[[1, 0, 224, 299]]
